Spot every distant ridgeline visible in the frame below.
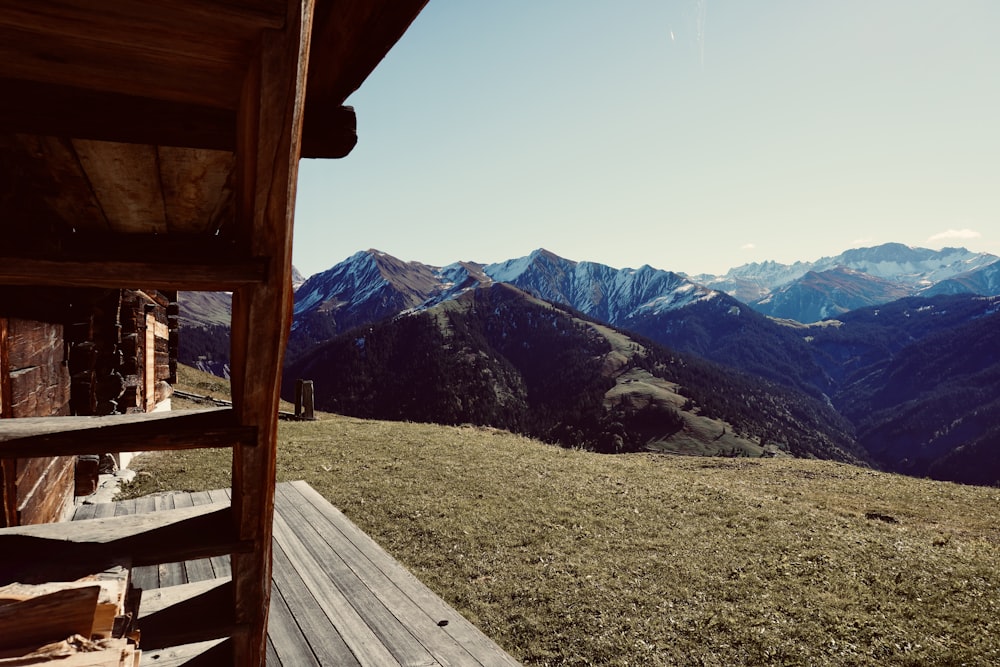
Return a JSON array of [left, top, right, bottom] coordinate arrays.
[[183, 246, 1000, 486]]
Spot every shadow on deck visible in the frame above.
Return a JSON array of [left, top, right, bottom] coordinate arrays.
[[72, 480, 520, 666]]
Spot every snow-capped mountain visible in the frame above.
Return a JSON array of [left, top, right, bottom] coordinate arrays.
[[290, 248, 721, 355], [483, 249, 717, 325], [752, 267, 911, 322], [699, 243, 999, 322], [290, 250, 444, 353], [923, 258, 1000, 297]]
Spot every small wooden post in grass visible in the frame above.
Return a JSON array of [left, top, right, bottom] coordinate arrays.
[[294, 380, 315, 421]]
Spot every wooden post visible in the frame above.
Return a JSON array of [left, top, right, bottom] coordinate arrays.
[[0, 317, 16, 528], [301, 380, 314, 421], [228, 0, 314, 663], [294, 379, 315, 420]]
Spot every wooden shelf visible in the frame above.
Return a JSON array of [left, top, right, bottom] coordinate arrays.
[[0, 408, 255, 459], [0, 502, 250, 586]]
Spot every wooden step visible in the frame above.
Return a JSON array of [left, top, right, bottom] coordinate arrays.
[[0, 502, 250, 586], [141, 638, 233, 667], [137, 577, 239, 650], [0, 408, 255, 459]]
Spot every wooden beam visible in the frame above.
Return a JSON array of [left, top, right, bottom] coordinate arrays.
[[229, 0, 314, 663], [0, 80, 237, 150], [300, 1, 427, 159], [0, 318, 15, 529], [0, 25, 244, 111], [0, 502, 251, 586], [0, 257, 267, 291], [0, 1, 286, 36], [300, 104, 356, 159], [0, 408, 256, 459]]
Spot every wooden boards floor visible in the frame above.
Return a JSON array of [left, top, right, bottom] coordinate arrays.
[[72, 481, 520, 666]]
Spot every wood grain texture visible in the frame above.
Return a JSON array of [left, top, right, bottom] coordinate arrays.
[[72, 141, 167, 234], [0, 408, 255, 459], [228, 0, 314, 663], [0, 318, 13, 528], [66, 484, 521, 666], [158, 147, 235, 234], [0, 257, 267, 291], [16, 454, 74, 525], [305, 0, 428, 109], [271, 507, 404, 666], [0, 134, 110, 234], [0, 501, 250, 586], [282, 481, 522, 666], [138, 577, 237, 650], [0, 585, 100, 652], [270, 534, 367, 665], [266, 575, 324, 667], [0, 23, 244, 110], [140, 638, 233, 667]]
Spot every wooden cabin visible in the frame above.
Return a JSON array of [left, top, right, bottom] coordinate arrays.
[[0, 1, 429, 664], [1, 288, 177, 525]]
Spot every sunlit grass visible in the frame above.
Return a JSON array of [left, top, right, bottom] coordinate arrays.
[[122, 409, 1000, 666], [120, 366, 1000, 665]]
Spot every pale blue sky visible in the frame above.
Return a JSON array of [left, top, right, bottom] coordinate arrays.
[[294, 0, 1000, 278]]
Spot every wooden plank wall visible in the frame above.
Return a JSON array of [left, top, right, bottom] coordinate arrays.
[[2, 317, 73, 526]]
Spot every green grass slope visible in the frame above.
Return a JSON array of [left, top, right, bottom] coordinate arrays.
[[121, 412, 1000, 666]]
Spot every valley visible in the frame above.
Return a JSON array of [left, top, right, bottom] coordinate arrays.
[[178, 243, 1000, 487]]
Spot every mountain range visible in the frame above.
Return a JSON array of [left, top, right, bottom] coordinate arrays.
[[178, 243, 1000, 486], [694, 243, 998, 320]]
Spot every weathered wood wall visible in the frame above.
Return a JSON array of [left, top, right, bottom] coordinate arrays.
[[0, 289, 178, 527], [1, 317, 72, 526]]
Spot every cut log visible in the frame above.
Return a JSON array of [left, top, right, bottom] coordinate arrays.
[[0, 586, 100, 652], [0, 565, 129, 640]]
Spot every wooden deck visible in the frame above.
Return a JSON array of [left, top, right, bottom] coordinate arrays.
[[72, 481, 520, 666]]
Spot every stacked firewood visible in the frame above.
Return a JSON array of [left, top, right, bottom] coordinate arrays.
[[0, 566, 139, 666]]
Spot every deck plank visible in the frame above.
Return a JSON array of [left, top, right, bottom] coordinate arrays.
[[266, 578, 322, 667], [271, 510, 403, 666], [266, 634, 281, 667], [63, 481, 519, 666], [271, 540, 361, 666], [274, 486, 449, 666], [137, 577, 236, 649], [73, 501, 97, 521], [281, 481, 521, 666], [141, 637, 233, 667]]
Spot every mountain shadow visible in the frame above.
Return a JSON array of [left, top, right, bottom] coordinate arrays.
[[284, 283, 868, 464]]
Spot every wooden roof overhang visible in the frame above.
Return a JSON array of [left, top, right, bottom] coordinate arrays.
[[0, 0, 427, 664], [0, 0, 427, 275]]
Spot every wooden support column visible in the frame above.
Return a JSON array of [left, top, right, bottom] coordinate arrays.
[[0, 317, 16, 528], [228, 0, 314, 664]]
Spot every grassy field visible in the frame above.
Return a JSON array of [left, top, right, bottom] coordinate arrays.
[[121, 369, 1000, 666]]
